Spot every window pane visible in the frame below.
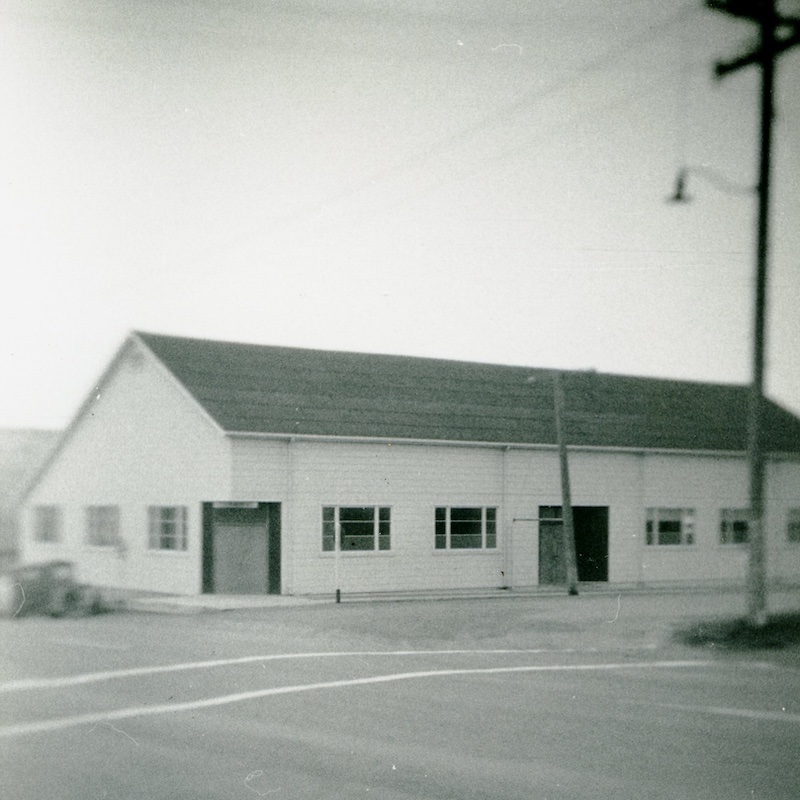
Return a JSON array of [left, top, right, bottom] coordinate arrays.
[[789, 509, 800, 543], [657, 519, 682, 546], [485, 508, 497, 549], [34, 506, 61, 543], [148, 506, 187, 551], [87, 506, 119, 546], [339, 507, 374, 523], [322, 522, 335, 551], [731, 520, 748, 544], [646, 509, 694, 546], [721, 510, 749, 545], [321, 507, 389, 552], [435, 508, 447, 549], [322, 507, 335, 551], [378, 507, 391, 550], [340, 506, 375, 550], [450, 507, 482, 548], [148, 507, 158, 549]]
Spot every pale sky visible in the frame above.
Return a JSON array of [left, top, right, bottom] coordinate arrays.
[[2, 0, 799, 430]]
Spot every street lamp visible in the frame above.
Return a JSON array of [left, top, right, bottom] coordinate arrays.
[[667, 165, 755, 204]]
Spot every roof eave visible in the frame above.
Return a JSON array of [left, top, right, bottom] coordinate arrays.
[[224, 429, 800, 460]]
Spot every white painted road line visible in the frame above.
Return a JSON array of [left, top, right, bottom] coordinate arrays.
[[0, 645, 657, 693], [0, 660, 708, 738]]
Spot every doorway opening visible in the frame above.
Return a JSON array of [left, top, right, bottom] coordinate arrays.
[[538, 505, 609, 584]]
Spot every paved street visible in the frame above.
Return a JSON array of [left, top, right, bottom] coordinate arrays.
[[1, 590, 799, 799]]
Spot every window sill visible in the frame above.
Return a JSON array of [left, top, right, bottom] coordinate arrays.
[[643, 545, 696, 550], [432, 548, 500, 555]]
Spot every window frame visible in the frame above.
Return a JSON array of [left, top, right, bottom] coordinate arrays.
[[147, 506, 188, 552], [321, 505, 391, 553], [434, 506, 498, 551], [719, 508, 749, 546], [32, 505, 62, 543], [85, 505, 120, 548], [645, 508, 695, 546]]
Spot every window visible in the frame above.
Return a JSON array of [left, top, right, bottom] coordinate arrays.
[[86, 506, 120, 547], [645, 508, 695, 546], [435, 507, 497, 550], [788, 509, 800, 544], [322, 506, 390, 552], [720, 508, 749, 545], [33, 505, 62, 543], [148, 506, 188, 551]]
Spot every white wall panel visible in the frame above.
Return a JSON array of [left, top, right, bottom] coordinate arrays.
[[286, 440, 506, 594], [230, 438, 289, 500], [22, 340, 230, 594]]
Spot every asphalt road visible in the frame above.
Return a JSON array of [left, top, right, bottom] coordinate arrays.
[[1, 592, 799, 799]]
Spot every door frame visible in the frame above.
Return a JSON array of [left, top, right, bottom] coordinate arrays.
[[202, 502, 281, 594], [538, 505, 609, 584]]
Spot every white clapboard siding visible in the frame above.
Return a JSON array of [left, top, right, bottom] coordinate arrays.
[[284, 439, 506, 595], [230, 437, 290, 500], [762, 460, 800, 584], [228, 433, 800, 594]]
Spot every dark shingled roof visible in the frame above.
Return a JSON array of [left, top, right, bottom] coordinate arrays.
[[135, 332, 800, 454]]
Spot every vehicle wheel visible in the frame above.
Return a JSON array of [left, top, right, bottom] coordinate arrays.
[[48, 589, 74, 618], [0, 575, 23, 618]]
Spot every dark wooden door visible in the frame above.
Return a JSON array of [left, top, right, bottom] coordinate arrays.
[[212, 522, 268, 594], [538, 506, 566, 585], [538, 505, 609, 584]]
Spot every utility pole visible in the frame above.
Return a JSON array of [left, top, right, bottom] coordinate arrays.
[[707, 0, 800, 627], [553, 371, 580, 595]]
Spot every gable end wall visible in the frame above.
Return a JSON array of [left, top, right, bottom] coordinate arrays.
[[22, 341, 231, 594]]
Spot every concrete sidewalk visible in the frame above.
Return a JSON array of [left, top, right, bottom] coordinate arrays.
[[120, 591, 326, 614], [116, 584, 643, 614], [119, 582, 800, 615]]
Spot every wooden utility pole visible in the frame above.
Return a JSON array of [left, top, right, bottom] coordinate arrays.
[[707, 0, 799, 626], [553, 371, 580, 595]]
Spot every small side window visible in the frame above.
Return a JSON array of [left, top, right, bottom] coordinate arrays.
[[33, 505, 62, 543]]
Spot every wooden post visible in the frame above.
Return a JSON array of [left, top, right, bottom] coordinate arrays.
[[553, 372, 580, 595], [745, 2, 774, 629], [706, 0, 799, 626], [335, 521, 341, 603]]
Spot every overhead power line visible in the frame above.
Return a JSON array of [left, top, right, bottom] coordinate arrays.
[[277, 3, 701, 222]]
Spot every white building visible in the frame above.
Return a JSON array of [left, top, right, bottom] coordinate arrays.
[[20, 331, 800, 596]]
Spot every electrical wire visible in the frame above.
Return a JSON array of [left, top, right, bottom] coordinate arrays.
[[274, 2, 702, 222]]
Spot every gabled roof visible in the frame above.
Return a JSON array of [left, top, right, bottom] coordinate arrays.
[[134, 331, 800, 454]]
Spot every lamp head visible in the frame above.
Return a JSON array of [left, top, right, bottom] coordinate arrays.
[[668, 169, 691, 203]]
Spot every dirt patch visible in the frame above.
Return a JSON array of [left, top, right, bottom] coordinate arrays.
[[673, 611, 800, 651]]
